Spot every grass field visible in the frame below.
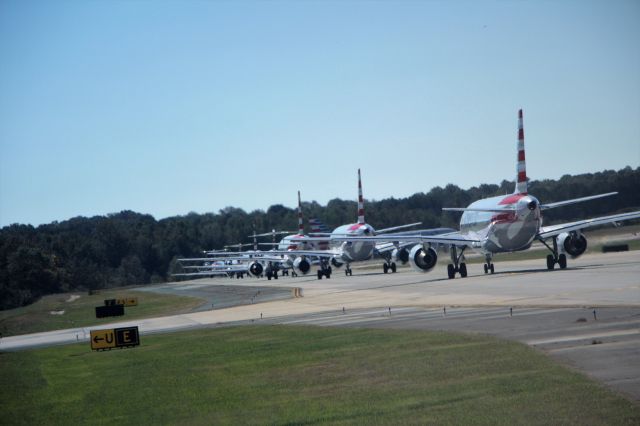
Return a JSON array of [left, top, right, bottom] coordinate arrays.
[[2, 325, 638, 425], [0, 289, 204, 337]]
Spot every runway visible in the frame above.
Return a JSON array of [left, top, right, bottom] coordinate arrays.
[[1, 251, 639, 400]]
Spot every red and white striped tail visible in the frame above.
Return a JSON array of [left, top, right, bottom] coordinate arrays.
[[297, 191, 304, 235], [357, 169, 365, 224], [515, 109, 528, 194]]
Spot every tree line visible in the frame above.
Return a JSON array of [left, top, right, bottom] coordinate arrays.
[[1, 166, 639, 310]]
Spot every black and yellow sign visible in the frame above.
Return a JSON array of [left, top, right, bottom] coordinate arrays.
[[116, 297, 138, 307], [96, 305, 124, 318], [90, 326, 140, 351], [105, 297, 138, 307]]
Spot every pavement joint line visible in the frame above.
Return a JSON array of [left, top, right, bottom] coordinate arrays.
[[525, 329, 640, 346]]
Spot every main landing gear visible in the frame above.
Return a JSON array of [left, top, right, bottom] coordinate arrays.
[[383, 261, 397, 274], [483, 254, 495, 274], [447, 246, 467, 279], [541, 237, 567, 270]]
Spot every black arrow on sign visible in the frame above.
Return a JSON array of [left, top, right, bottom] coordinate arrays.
[[93, 335, 104, 343]]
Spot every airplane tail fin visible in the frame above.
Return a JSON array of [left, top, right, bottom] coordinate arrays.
[[515, 109, 528, 194], [357, 168, 365, 224], [309, 218, 331, 234], [297, 191, 304, 235]]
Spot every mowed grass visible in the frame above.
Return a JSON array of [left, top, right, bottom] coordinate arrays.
[[0, 289, 204, 337], [2, 325, 638, 425]]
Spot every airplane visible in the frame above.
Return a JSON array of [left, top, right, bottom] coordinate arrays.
[[181, 196, 318, 281], [332, 109, 640, 279], [241, 191, 332, 278], [269, 169, 455, 278]]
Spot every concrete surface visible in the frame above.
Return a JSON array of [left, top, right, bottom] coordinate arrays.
[[1, 251, 638, 401]]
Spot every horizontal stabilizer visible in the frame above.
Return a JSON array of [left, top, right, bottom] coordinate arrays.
[[540, 192, 617, 210], [249, 231, 296, 237], [377, 222, 422, 234]]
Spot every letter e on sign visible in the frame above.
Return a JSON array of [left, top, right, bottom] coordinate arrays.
[[114, 326, 140, 348]]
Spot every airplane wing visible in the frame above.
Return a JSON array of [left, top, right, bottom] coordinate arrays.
[[376, 222, 422, 234], [443, 207, 515, 213], [328, 233, 481, 247], [259, 248, 342, 258], [538, 211, 640, 239], [374, 241, 417, 254], [540, 192, 617, 210], [172, 271, 234, 277]]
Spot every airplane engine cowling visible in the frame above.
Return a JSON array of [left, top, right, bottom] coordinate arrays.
[[248, 262, 264, 277], [392, 247, 410, 265], [409, 245, 438, 273], [558, 232, 587, 258], [293, 257, 311, 275], [331, 257, 344, 268]]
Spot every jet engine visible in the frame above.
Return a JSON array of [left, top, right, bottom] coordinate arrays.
[[408, 245, 438, 273], [558, 232, 587, 258], [392, 247, 410, 265], [248, 261, 264, 277], [293, 257, 311, 275]]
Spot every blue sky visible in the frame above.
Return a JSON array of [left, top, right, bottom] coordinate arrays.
[[1, 0, 639, 227]]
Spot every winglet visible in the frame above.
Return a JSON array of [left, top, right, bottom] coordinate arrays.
[[357, 168, 365, 224], [515, 109, 528, 195]]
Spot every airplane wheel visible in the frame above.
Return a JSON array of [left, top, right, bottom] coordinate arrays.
[[345, 269, 349, 276], [546, 255, 555, 270], [383, 263, 389, 274], [317, 271, 323, 280], [490, 264, 494, 274], [483, 264, 488, 274], [391, 262, 397, 273], [558, 254, 567, 269], [459, 263, 467, 278], [274, 273, 278, 280], [328, 267, 332, 274], [325, 271, 331, 279], [447, 264, 455, 279]]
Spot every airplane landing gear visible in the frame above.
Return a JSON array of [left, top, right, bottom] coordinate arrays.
[[383, 261, 397, 274], [317, 269, 331, 280], [266, 270, 279, 281], [483, 254, 494, 274], [317, 260, 332, 279], [345, 265, 353, 276], [542, 237, 568, 270], [447, 246, 467, 279]]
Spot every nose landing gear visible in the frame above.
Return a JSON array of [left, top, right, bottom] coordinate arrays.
[[483, 254, 495, 274], [383, 261, 397, 274]]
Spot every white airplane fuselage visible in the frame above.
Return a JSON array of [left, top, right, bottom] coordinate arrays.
[[460, 193, 542, 254], [331, 222, 376, 262]]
